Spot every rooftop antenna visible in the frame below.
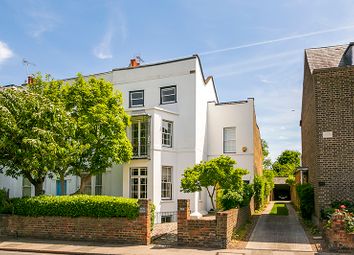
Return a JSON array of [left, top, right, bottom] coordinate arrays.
[[135, 54, 144, 64], [22, 58, 36, 76]]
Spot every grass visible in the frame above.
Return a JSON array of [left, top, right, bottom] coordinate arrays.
[[269, 203, 289, 216]]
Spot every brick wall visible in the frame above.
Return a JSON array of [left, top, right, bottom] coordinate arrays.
[[252, 105, 263, 177], [325, 214, 354, 250], [302, 61, 354, 219], [177, 199, 251, 248], [0, 199, 151, 245]]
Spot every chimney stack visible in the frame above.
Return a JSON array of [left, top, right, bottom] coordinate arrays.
[[27, 76, 34, 84], [130, 58, 140, 68]]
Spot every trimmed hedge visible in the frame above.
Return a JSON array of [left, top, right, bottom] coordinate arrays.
[[9, 195, 140, 219]]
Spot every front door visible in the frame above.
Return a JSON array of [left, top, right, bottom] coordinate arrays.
[[56, 180, 67, 195]]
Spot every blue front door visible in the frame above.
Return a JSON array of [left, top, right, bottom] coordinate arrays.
[[56, 180, 67, 195]]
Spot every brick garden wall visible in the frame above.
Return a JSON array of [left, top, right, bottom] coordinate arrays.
[[177, 199, 251, 248], [325, 214, 354, 250], [0, 199, 151, 245]]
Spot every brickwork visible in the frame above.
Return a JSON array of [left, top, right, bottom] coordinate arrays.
[[253, 106, 263, 177], [325, 214, 354, 250], [177, 199, 251, 248], [302, 56, 354, 219], [0, 199, 151, 245]]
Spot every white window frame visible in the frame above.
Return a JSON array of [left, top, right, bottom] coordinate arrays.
[[130, 167, 148, 199], [162, 120, 173, 148], [129, 90, 144, 108], [160, 86, 177, 104], [22, 178, 32, 197], [223, 127, 236, 153], [131, 118, 149, 157], [95, 174, 103, 195], [161, 166, 173, 200]]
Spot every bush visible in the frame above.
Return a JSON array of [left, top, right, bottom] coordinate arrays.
[[0, 189, 11, 214], [220, 190, 244, 210], [10, 195, 140, 219], [296, 183, 314, 220], [254, 175, 265, 210]]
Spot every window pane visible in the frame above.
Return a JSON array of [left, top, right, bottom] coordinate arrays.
[[223, 127, 236, 153], [161, 166, 172, 199], [130, 91, 144, 107], [161, 87, 176, 103]]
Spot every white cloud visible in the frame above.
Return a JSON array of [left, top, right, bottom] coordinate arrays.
[[0, 41, 13, 64], [93, 4, 127, 60], [93, 29, 114, 59], [27, 9, 60, 38]]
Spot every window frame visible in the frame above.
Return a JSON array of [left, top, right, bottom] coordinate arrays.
[[22, 177, 32, 197], [161, 120, 173, 148], [160, 85, 177, 105], [130, 167, 148, 199], [161, 166, 173, 200], [129, 90, 144, 108], [223, 127, 236, 153], [95, 174, 103, 195]]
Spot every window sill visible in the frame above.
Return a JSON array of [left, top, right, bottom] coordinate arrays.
[[160, 101, 177, 105], [161, 199, 174, 203]]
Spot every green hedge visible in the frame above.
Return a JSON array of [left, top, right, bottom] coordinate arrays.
[[254, 171, 274, 210], [9, 195, 140, 219], [296, 183, 314, 220]]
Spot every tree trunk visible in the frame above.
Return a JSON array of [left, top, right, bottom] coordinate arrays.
[[79, 174, 92, 194], [60, 174, 65, 195], [34, 182, 44, 196], [206, 187, 216, 210]]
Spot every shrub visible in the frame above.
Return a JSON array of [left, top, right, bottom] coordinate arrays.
[[220, 190, 244, 210], [254, 175, 265, 210], [296, 183, 314, 220], [0, 189, 6, 212], [10, 195, 140, 219]]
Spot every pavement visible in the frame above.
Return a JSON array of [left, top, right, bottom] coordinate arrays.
[[0, 201, 350, 255]]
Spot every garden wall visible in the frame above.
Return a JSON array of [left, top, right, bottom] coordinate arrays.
[[325, 214, 354, 250], [0, 199, 151, 245], [177, 199, 251, 248]]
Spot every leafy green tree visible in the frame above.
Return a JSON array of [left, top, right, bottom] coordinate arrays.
[[28, 74, 133, 193], [272, 150, 301, 177], [0, 88, 77, 195], [181, 155, 248, 210], [261, 139, 272, 170]]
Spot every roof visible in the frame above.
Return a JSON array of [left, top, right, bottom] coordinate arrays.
[[305, 44, 349, 73]]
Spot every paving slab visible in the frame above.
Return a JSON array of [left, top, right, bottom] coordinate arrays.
[[246, 202, 313, 252]]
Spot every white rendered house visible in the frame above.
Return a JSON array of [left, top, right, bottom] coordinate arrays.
[[0, 55, 262, 220]]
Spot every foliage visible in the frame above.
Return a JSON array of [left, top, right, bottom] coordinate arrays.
[[272, 150, 301, 177], [326, 206, 354, 233], [0, 88, 79, 195], [8, 195, 140, 219], [269, 203, 289, 216], [254, 175, 266, 210], [321, 200, 354, 220], [261, 139, 272, 169], [296, 183, 314, 219], [285, 175, 296, 185], [0, 189, 11, 213], [181, 155, 248, 210], [150, 203, 155, 231], [220, 183, 254, 210], [254, 171, 274, 210], [27, 74, 133, 193]]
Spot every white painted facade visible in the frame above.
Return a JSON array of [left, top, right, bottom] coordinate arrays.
[[0, 55, 262, 219]]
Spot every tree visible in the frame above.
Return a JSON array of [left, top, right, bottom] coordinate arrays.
[[272, 150, 301, 177], [28, 74, 133, 193], [180, 155, 248, 210], [0, 88, 77, 195], [261, 139, 272, 170]]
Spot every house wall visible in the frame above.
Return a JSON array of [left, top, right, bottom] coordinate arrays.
[[312, 66, 354, 213], [207, 100, 255, 182]]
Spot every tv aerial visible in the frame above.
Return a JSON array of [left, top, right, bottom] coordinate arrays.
[[22, 58, 36, 76]]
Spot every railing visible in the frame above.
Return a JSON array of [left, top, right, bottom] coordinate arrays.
[[154, 211, 178, 224]]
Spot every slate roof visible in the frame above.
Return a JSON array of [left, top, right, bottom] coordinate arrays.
[[305, 44, 349, 73]]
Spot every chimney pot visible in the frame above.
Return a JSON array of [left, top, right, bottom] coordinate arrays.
[[130, 58, 140, 68], [27, 76, 34, 84]]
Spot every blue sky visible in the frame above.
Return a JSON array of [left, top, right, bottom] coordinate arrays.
[[1, 0, 354, 161]]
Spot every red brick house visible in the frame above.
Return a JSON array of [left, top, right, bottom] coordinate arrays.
[[301, 43, 354, 221]]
